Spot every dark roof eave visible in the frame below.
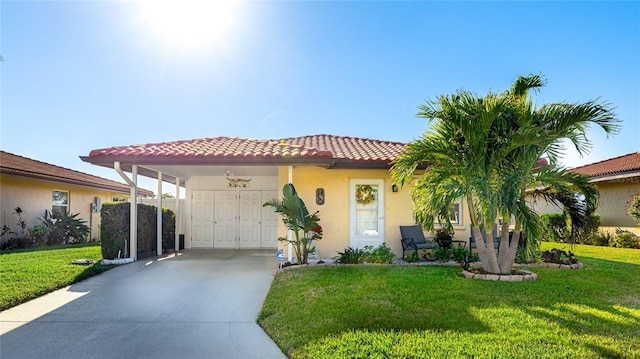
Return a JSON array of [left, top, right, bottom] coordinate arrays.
[[81, 155, 432, 171], [586, 170, 640, 182]]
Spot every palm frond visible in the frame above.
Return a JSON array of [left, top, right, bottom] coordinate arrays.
[[509, 74, 546, 97]]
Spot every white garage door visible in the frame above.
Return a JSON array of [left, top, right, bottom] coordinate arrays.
[[191, 190, 278, 249]]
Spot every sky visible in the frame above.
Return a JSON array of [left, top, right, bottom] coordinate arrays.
[[2, 1, 639, 196]]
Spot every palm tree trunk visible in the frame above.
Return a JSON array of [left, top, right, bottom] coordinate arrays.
[[467, 197, 500, 273], [482, 223, 501, 273], [498, 221, 521, 273], [471, 225, 491, 270]]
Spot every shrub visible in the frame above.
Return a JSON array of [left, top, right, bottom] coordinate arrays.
[[335, 247, 368, 264], [540, 212, 600, 244], [363, 243, 395, 264], [590, 230, 613, 246], [433, 246, 452, 261], [467, 251, 480, 263], [335, 243, 396, 264], [0, 207, 34, 250], [515, 246, 528, 264], [539, 213, 567, 242], [404, 250, 419, 263], [451, 245, 468, 263], [37, 210, 90, 245], [32, 225, 48, 247], [610, 229, 639, 249], [572, 213, 600, 244], [541, 248, 578, 265]]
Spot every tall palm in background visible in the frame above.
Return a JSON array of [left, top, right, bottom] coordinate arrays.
[[391, 75, 619, 274]]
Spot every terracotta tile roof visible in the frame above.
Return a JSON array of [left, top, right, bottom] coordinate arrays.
[[89, 136, 334, 159], [283, 134, 406, 163], [85, 134, 407, 167], [0, 151, 154, 196], [572, 152, 640, 179]]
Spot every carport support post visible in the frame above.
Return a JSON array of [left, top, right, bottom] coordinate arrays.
[[131, 166, 138, 260], [287, 165, 293, 262], [157, 172, 163, 256], [175, 178, 180, 251]]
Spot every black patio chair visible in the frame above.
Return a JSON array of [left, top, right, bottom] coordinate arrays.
[[400, 225, 439, 259], [469, 224, 499, 250]]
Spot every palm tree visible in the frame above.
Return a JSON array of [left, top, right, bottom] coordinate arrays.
[[391, 75, 619, 274]]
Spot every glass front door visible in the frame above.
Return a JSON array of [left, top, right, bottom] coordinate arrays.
[[349, 179, 385, 249]]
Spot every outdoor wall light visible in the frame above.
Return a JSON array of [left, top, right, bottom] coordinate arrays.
[[316, 188, 325, 205], [392, 184, 399, 193]]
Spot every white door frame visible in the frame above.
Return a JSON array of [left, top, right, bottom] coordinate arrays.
[[349, 178, 385, 249]]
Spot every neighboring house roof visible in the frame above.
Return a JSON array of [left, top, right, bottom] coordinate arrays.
[[572, 151, 640, 182], [83, 134, 407, 169], [0, 151, 154, 196]]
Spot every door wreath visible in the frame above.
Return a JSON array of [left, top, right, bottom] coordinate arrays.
[[356, 185, 377, 205]]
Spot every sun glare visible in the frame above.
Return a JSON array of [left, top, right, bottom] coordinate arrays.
[[139, 0, 239, 51]]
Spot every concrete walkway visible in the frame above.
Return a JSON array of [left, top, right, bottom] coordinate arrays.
[[1, 250, 286, 359]]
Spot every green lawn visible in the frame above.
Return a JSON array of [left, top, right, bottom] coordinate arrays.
[[258, 243, 640, 358], [0, 243, 110, 310]]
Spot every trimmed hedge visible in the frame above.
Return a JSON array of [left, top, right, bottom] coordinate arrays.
[[162, 209, 176, 251], [100, 203, 176, 259], [100, 204, 129, 259]]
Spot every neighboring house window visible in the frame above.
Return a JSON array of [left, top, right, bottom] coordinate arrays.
[[112, 196, 127, 203], [52, 190, 69, 214], [448, 201, 462, 226], [433, 200, 462, 226]]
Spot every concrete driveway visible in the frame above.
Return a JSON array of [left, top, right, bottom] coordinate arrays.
[[0, 250, 286, 359]]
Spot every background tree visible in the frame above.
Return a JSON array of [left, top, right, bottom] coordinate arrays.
[[392, 74, 619, 274]]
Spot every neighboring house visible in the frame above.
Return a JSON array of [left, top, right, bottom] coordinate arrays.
[[0, 151, 154, 241], [573, 152, 640, 235], [531, 152, 640, 235], [82, 134, 475, 260]]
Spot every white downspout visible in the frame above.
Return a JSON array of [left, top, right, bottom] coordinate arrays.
[[175, 178, 181, 252], [114, 162, 138, 261], [287, 165, 293, 262], [157, 172, 163, 256]]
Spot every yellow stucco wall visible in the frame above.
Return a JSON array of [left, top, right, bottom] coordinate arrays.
[[275, 166, 472, 258], [0, 174, 130, 241], [594, 179, 640, 228]]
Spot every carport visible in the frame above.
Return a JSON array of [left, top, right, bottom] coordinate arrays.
[[81, 136, 335, 261]]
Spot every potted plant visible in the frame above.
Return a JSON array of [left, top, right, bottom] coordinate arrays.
[[263, 183, 321, 265], [435, 227, 454, 247]]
